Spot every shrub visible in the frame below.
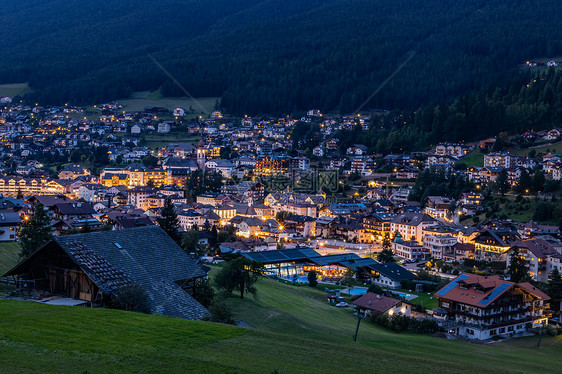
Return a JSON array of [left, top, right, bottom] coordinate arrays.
[[193, 280, 214, 308], [371, 314, 439, 334], [545, 325, 559, 336], [307, 271, 318, 288], [111, 284, 151, 314], [208, 298, 234, 324], [368, 284, 384, 294]]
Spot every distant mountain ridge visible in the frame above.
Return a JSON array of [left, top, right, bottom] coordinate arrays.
[[1, 0, 561, 114]]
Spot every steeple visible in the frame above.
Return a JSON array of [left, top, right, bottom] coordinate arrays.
[[197, 139, 206, 171]]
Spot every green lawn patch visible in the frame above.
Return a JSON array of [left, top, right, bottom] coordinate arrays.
[[395, 288, 439, 310], [460, 149, 484, 167], [0, 83, 32, 97], [117, 90, 219, 114], [507, 140, 562, 157]]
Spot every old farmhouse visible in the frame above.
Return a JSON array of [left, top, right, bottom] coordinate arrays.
[[4, 226, 209, 320]]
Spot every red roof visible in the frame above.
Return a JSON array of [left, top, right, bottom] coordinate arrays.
[[352, 293, 402, 313], [434, 273, 550, 308], [517, 282, 551, 300]]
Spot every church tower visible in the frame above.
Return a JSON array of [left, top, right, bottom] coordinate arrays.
[[197, 139, 206, 171]]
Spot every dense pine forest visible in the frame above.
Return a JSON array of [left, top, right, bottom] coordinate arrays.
[[336, 69, 562, 153], [1, 0, 562, 114]]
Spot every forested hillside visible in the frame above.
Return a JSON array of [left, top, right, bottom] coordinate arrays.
[[336, 69, 562, 154], [1, 0, 561, 114]]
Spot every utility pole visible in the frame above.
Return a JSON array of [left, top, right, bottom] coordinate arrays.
[[353, 313, 364, 341], [537, 321, 545, 348]]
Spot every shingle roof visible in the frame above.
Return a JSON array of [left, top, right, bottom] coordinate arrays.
[[368, 262, 417, 281], [391, 212, 435, 226], [55, 202, 97, 215], [352, 293, 402, 313], [52, 226, 209, 320], [434, 273, 550, 308]]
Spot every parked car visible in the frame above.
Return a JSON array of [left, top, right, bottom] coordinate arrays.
[[336, 302, 348, 307]]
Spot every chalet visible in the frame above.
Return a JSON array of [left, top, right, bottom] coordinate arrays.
[[544, 128, 561, 140], [0, 211, 21, 241], [473, 229, 520, 261], [392, 239, 428, 261], [394, 165, 419, 180], [424, 196, 454, 221], [353, 293, 411, 318], [368, 262, 418, 289], [177, 209, 204, 231], [484, 152, 519, 169], [362, 213, 397, 243], [507, 239, 557, 282], [423, 234, 458, 261], [346, 144, 368, 155], [453, 242, 476, 260], [459, 192, 483, 206], [479, 138, 496, 150], [284, 215, 316, 237], [390, 212, 436, 243], [517, 221, 560, 239], [4, 226, 209, 320], [58, 165, 91, 180], [434, 273, 550, 340]]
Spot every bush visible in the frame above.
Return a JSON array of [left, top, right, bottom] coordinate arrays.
[[307, 271, 318, 288], [208, 297, 234, 324], [545, 325, 559, 336], [192, 280, 214, 308], [111, 285, 151, 314], [368, 284, 384, 294], [371, 314, 439, 334]]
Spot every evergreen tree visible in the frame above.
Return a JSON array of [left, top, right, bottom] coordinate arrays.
[[495, 169, 509, 194], [80, 221, 91, 233], [18, 203, 53, 258], [182, 228, 200, 254], [548, 268, 562, 311], [307, 270, 318, 288], [214, 257, 264, 299], [157, 199, 181, 244], [516, 169, 532, 193], [507, 247, 528, 283], [210, 225, 218, 248], [532, 171, 546, 193], [378, 233, 395, 263]]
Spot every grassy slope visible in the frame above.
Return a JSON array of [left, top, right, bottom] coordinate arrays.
[[220, 273, 560, 373], [0, 83, 32, 97], [0, 242, 20, 293], [0, 242, 20, 275], [460, 149, 485, 167], [0, 274, 561, 373], [117, 91, 219, 114], [507, 141, 562, 156], [0, 264, 560, 373]]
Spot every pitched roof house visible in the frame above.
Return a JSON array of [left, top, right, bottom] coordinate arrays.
[[434, 273, 550, 340], [4, 226, 209, 320]]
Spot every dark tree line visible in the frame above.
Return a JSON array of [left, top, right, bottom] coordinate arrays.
[[1, 1, 562, 115], [337, 68, 562, 155]]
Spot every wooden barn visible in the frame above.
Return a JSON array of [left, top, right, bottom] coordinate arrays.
[[4, 226, 209, 320]]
